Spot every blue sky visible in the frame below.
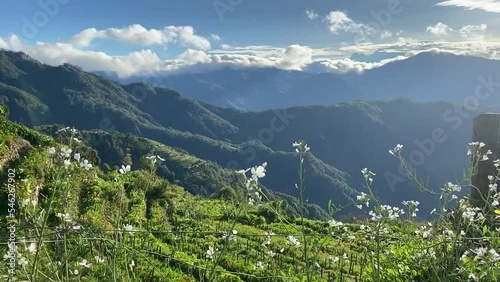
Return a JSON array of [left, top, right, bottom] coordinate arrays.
[[0, 0, 499, 77]]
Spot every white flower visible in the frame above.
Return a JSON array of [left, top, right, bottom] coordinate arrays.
[[254, 261, 265, 270], [328, 219, 343, 227], [48, 147, 56, 154], [21, 198, 30, 207], [251, 164, 266, 180], [389, 144, 404, 156], [73, 153, 81, 162], [79, 259, 92, 268], [129, 260, 135, 269], [223, 230, 238, 241], [288, 236, 301, 247], [361, 168, 375, 181], [262, 232, 274, 246], [56, 213, 72, 222], [73, 138, 82, 143], [329, 255, 339, 263], [124, 224, 135, 233], [18, 257, 28, 267], [60, 147, 72, 158], [63, 159, 71, 168], [94, 256, 104, 263], [119, 165, 131, 174], [80, 159, 92, 170], [27, 242, 37, 254], [206, 246, 217, 260]]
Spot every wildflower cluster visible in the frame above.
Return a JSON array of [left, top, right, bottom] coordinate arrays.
[[237, 162, 267, 205]]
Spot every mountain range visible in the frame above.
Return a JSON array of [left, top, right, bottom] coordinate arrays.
[[104, 52, 500, 111], [1, 49, 498, 217]]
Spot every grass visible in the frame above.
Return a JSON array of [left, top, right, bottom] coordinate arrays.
[[0, 110, 499, 281]]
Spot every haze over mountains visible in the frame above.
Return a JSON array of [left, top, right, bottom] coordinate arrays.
[[108, 52, 500, 111], [1, 49, 499, 217]]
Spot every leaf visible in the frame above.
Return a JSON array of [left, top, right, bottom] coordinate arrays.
[[495, 209, 500, 215]]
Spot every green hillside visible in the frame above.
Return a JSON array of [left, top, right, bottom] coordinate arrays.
[[1, 104, 500, 282]]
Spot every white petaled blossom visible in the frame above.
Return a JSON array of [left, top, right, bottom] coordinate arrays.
[[60, 147, 72, 158], [293, 140, 311, 153], [48, 147, 56, 154], [251, 163, 267, 180], [27, 242, 37, 254], [489, 183, 498, 192], [329, 255, 339, 263], [389, 144, 404, 156], [78, 259, 92, 268], [357, 192, 370, 207], [73, 153, 81, 162], [262, 232, 274, 246], [494, 159, 500, 170], [94, 256, 104, 263], [63, 159, 71, 168], [119, 165, 131, 174], [402, 200, 420, 217], [206, 246, 217, 260], [56, 213, 72, 222], [288, 236, 301, 247], [329, 219, 343, 228], [80, 159, 92, 170], [361, 168, 376, 184], [146, 155, 165, 165], [124, 224, 135, 234], [443, 182, 461, 193], [18, 257, 28, 267], [129, 260, 135, 270], [223, 230, 238, 241], [254, 261, 265, 270], [369, 205, 405, 221]]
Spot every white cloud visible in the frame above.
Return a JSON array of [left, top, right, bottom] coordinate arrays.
[[426, 22, 453, 36], [71, 24, 211, 50], [177, 49, 212, 64], [278, 45, 312, 70], [437, 0, 500, 13], [305, 10, 319, 20], [380, 30, 393, 39], [324, 11, 375, 35], [459, 24, 487, 37], [210, 34, 221, 41], [1, 32, 499, 78], [306, 56, 407, 74], [0, 37, 9, 49]]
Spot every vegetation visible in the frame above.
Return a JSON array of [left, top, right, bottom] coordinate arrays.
[[0, 50, 484, 216], [1, 111, 500, 281]]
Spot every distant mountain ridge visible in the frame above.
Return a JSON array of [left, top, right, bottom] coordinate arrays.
[[104, 52, 500, 111], [1, 49, 496, 217]]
